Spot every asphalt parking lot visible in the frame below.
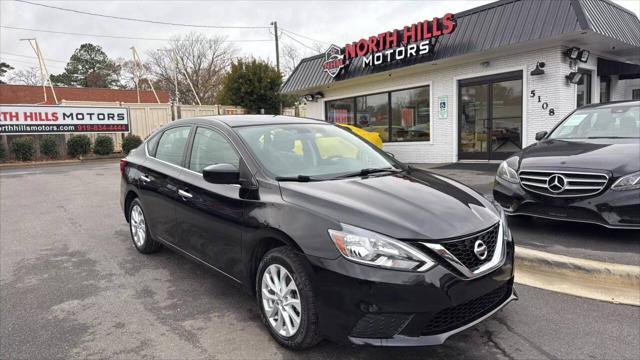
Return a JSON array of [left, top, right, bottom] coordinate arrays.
[[1, 160, 639, 359]]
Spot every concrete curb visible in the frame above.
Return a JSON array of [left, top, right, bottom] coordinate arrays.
[[514, 246, 640, 306], [0, 156, 120, 170]]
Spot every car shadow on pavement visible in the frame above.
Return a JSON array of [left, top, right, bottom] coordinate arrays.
[[508, 215, 640, 264]]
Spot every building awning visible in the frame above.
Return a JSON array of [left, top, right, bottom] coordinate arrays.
[[598, 58, 640, 80]]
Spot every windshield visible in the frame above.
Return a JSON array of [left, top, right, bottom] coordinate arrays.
[[235, 124, 396, 179], [548, 104, 640, 139]]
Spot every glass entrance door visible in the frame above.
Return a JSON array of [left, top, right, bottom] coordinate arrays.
[[458, 71, 523, 160]]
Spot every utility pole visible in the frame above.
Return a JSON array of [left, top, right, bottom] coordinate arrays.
[[159, 49, 179, 105], [21, 38, 57, 104], [270, 21, 282, 115], [130, 47, 160, 104], [271, 21, 280, 73]]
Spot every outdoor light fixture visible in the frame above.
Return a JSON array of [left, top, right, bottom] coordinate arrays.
[[303, 92, 325, 102], [530, 62, 546, 76], [566, 71, 583, 84], [579, 49, 590, 63], [566, 47, 580, 60]]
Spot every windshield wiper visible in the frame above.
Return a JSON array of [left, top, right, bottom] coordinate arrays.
[[274, 175, 323, 182], [333, 167, 403, 179]]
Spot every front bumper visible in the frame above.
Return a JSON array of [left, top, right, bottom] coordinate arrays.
[[493, 177, 640, 229], [305, 239, 515, 346]]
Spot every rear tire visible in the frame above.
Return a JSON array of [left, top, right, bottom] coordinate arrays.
[[256, 246, 322, 350], [128, 198, 161, 254]]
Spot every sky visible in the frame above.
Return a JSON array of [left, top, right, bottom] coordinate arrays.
[[1, 0, 639, 75]]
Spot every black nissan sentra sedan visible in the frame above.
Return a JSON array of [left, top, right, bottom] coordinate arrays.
[[120, 115, 516, 349], [494, 101, 640, 229]]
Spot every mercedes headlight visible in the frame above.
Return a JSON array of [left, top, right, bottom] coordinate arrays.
[[611, 171, 640, 191], [328, 224, 435, 271], [497, 158, 519, 183]]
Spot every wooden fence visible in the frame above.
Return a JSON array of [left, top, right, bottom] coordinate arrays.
[[1, 102, 299, 161]]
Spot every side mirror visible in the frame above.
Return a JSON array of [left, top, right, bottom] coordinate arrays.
[[535, 131, 548, 141], [203, 163, 240, 184]]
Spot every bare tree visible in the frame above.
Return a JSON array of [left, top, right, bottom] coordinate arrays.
[[116, 58, 153, 91], [8, 66, 41, 86], [280, 40, 325, 79], [148, 32, 237, 105], [281, 44, 301, 79]]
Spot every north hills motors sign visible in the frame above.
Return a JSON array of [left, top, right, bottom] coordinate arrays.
[[322, 13, 457, 78]]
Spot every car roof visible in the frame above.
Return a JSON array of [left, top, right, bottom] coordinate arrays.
[[578, 100, 640, 110], [176, 115, 327, 128]]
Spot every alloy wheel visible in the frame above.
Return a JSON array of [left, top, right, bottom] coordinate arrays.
[[130, 204, 146, 247], [261, 264, 302, 337]]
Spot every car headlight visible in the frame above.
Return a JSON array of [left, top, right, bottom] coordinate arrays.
[[498, 204, 512, 241], [497, 158, 519, 183], [611, 171, 640, 191], [328, 224, 435, 271]]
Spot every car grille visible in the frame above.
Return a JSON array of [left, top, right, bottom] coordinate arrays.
[[350, 313, 413, 338], [518, 170, 609, 197], [440, 223, 500, 271], [420, 283, 511, 336]]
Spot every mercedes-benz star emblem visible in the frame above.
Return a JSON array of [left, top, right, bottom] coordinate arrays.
[[473, 240, 488, 260], [547, 174, 567, 193]]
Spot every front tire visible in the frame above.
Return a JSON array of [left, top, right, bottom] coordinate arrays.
[[256, 247, 321, 350], [128, 198, 161, 254]]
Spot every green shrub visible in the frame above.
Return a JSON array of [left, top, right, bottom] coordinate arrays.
[[93, 136, 114, 155], [40, 135, 60, 159], [0, 144, 5, 161], [122, 134, 142, 154], [66, 135, 91, 158], [11, 137, 35, 161]]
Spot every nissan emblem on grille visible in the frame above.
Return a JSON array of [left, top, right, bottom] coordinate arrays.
[[546, 174, 567, 193], [473, 240, 488, 260]]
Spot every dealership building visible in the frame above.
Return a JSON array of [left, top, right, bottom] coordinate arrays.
[[282, 0, 640, 163]]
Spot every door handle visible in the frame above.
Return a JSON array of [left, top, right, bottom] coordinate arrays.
[[178, 189, 193, 199], [140, 175, 151, 183]]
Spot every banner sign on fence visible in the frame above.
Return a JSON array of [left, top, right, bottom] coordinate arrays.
[[0, 105, 130, 135]]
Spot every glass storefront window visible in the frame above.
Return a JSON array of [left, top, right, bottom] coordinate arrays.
[[600, 78, 610, 103], [391, 87, 430, 141], [357, 93, 389, 141], [326, 99, 354, 124], [577, 70, 592, 107], [491, 79, 522, 153], [324, 86, 431, 142]]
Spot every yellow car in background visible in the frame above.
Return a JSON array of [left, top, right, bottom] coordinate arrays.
[[291, 123, 384, 159], [336, 124, 384, 149]]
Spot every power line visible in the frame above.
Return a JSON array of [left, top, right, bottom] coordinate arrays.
[[1, 51, 67, 63], [279, 27, 330, 46], [0, 57, 64, 69], [1, 25, 272, 43], [281, 32, 320, 53], [1, 25, 273, 43], [15, 0, 271, 29]]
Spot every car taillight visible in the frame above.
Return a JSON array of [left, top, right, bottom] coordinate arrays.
[[120, 159, 128, 175]]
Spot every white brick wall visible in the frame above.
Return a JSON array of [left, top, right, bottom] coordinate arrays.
[[305, 46, 585, 163]]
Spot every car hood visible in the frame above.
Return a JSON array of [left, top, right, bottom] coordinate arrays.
[[519, 139, 640, 176], [278, 168, 499, 241]]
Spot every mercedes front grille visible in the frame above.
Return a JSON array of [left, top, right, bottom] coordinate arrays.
[[518, 170, 609, 197]]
